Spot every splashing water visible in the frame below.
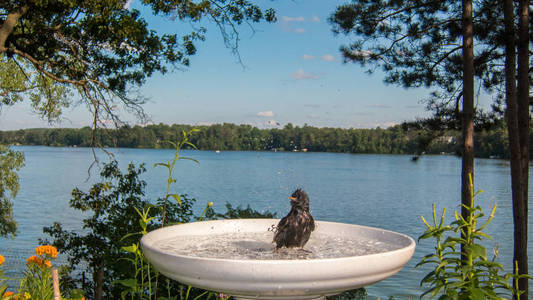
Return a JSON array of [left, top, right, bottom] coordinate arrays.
[[153, 231, 402, 260]]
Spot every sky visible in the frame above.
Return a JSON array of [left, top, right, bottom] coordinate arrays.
[[0, 0, 441, 130]]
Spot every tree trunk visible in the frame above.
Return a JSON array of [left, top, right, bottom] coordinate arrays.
[[461, 0, 475, 258], [94, 262, 104, 300], [503, 2, 526, 297], [515, 0, 529, 298]]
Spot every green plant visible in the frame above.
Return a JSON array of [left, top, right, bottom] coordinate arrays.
[[119, 203, 214, 300], [0, 144, 24, 238], [0, 246, 84, 300], [155, 128, 200, 227], [18, 263, 54, 300], [417, 175, 531, 299], [326, 288, 367, 300], [0, 254, 7, 297], [214, 203, 276, 219], [42, 161, 200, 299]]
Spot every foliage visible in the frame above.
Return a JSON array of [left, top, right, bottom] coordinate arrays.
[[42, 161, 159, 299], [326, 288, 367, 300], [0, 122, 524, 159], [215, 202, 276, 219], [0, 0, 275, 128], [417, 176, 531, 299], [117, 200, 278, 300], [1, 246, 84, 300], [155, 128, 200, 226], [0, 254, 7, 298], [41, 158, 277, 299], [119, 203, 214, 300], [19, 253, 56, 300], [328, 1, 522, 123], [0, 145, 24, 237]]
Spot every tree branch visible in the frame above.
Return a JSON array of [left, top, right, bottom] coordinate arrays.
[[0, 5, 28, 51]]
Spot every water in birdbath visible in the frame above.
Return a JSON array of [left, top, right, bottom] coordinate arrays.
[[153, 231, 403, 260]]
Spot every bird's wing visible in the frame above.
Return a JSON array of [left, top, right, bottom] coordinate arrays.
[[308, 214, 315, 232], [273, 215, 291, 245]]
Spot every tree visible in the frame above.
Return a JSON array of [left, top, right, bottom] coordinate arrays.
[[42, 161, 204, 299], [461, 0, 475, 255], [0, 0, 275, 129], [503, 1, 529, 298], [0, 144, 24, 237], [329, 0, 529, 295], [0, 0, 275, 244], [43, 160, 281, 299], [329, 0, 477, 252]]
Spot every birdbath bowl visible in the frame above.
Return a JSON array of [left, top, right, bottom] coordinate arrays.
[[141, 219, 415, 300]]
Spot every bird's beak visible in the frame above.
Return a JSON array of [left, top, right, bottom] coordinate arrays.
[[289, 196, 297, 202]]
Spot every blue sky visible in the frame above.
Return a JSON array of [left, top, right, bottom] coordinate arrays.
[[0, 0, 439, 130]]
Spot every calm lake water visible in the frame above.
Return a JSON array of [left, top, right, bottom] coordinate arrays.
[[1, 146, 532, 299]]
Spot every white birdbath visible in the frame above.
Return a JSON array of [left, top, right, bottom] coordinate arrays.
[[141, 219, 415, 300]]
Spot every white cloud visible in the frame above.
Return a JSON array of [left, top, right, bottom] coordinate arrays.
[[321, 54, 335, 62], [312, 16, 320, 22], [294, 28, 306, 34], [282, 16, 305, 22], [292, 69, 320, 80], [302, 54, 315, 60], [257, 111, 274, 117]]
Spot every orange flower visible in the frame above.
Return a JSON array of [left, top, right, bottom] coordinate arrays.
[[0, 254, 4, 266], [26, 255, 51, 268], [26, 255, 40, 265], [3, 291, 14, 297], [43, 259, 51, 268], [35, 245, 58, 258]]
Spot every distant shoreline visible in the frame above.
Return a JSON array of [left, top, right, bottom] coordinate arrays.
[[0, 122, 514, 159]]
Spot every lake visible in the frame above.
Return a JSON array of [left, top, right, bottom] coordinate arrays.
[[0, 146, 531, 299]]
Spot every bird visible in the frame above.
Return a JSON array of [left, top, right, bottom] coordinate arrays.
[[273, 189, 315, 250]]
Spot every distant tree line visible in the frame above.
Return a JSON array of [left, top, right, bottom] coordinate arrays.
[[0, 122, 524, 158]]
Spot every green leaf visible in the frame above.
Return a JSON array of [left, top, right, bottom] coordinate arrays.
[[118, 257, 137, 264], [167, 140, 178, 149], [169, 194, 181, 205], [121, 231, 141, 241], [473, 230, 492, 240], [468, 244, 487, 259], [154, 162, 170, 169], [470, 288, 485, 300], [184, 141, 198, 149], [139, 218, 147, 229], [66, 289, 86, 300], [180, 156, 200, 164], [115, 278, 138, 291], [121, 290, 130, 300], [122, 244, 138, 253]]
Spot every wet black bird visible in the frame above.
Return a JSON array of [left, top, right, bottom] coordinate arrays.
[[273, 189, 315, 249]]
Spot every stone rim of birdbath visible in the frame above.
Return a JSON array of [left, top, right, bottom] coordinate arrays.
[[141, 219, 416, 300]]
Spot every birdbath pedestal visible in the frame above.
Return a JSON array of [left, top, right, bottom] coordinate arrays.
[[141, 219, 415, 300]]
